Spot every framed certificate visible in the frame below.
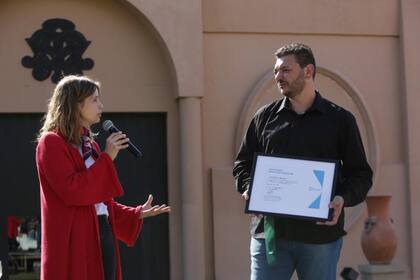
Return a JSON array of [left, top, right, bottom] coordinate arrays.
[[245, 153, 339, 221]]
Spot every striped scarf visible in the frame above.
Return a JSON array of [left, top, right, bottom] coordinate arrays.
[[81, 127, 98, 161]]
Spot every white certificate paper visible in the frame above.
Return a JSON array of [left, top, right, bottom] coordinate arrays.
[[246, 154, 338, 221]]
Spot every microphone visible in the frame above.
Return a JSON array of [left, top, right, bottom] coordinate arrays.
[[102, 120, 143, 158]]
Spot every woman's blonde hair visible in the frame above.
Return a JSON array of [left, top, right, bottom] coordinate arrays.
[[38, 75, 100, 145]]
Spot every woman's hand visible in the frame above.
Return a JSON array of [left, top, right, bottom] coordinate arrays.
[[104, 132, 130, 160], [140, 194, 171, 219]]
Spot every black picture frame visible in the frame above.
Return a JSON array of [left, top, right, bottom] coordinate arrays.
[[245, 153, 339, 222]]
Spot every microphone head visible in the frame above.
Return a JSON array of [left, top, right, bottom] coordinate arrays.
[[102, 120, 114, 132]]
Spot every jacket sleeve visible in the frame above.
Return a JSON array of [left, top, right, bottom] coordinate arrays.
[[36, 133, 124, 206], [233, 117, 259, 194], [111, 201, 143, 246], [336, 113, 373, 207]]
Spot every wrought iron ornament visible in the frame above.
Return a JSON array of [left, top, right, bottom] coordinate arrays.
[[22, 18, 94, 83]]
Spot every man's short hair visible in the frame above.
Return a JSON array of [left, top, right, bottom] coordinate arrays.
[[275, 43, 316, 79]]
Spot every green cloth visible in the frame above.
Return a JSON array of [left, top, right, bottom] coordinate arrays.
[[264, 216, 277, 265]]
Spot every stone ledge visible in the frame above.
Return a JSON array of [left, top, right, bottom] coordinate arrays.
[[358, 264, 405, 280]]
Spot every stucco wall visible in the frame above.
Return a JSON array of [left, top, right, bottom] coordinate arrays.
[[0, 0, 183, 278], [202, 0, 413, 278], [1, 0, 418, 279]]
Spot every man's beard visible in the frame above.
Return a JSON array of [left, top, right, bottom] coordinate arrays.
[[279, 70, 305, 99]]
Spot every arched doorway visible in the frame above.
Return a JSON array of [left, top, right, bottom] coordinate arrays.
[[0, 0, 180, 279]]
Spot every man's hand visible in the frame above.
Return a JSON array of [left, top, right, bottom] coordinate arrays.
[[242, 189, 249, 200], [241, 189, 263, 218], [140, 194, 171, 219], [317, 195, 344, 226]]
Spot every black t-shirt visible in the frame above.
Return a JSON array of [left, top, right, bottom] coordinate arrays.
[[233, 91, 373, 244]]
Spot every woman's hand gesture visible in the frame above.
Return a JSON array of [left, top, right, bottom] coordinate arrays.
[[140, 194, 171, 219]]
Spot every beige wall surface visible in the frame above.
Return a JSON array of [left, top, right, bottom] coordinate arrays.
[[203, 0, 399, 36], [0, 0, 174, 112], [0, 0, 183, 279], [202, 1, 412, 279], [125, 0, 204, 97], [2, 0, 418, 279], [203, 33, 411, 278], [400, 0, 420, 278]]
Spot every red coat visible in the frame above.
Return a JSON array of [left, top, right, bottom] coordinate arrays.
[[7, 216, 21, 238], [36, 132, 143, 280]]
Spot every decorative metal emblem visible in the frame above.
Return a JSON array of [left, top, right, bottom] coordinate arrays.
[[22, 18, 94, 83]]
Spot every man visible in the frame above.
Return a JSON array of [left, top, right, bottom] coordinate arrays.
[[233, 43, 372, 280]]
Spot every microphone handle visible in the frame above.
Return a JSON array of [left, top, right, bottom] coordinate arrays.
[[127, 141, 143, 158], [108, 127, 143, 158]]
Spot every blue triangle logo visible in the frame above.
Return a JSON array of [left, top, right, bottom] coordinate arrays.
[[313, 170, 325, 187], [308, 195, 321, 209]]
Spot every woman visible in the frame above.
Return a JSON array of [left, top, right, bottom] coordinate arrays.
[[35, 75, 170, 280]]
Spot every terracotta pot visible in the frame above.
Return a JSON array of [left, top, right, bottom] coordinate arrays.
[[361, 195, 397, 264]]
